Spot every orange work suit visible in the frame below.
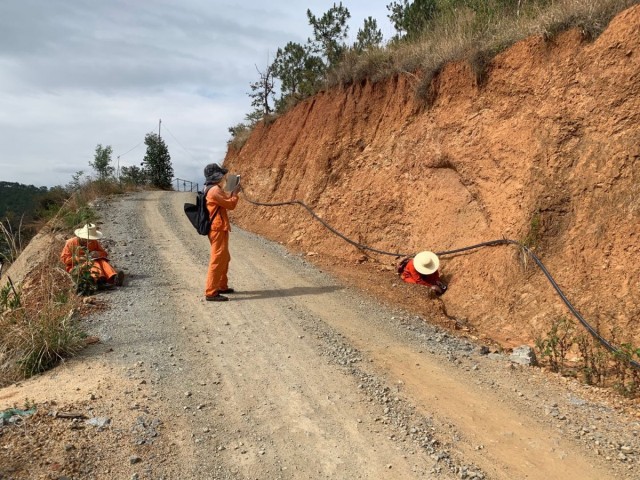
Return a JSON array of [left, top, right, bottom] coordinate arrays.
[[60, 237, 118, 282], [205, 185, 239, 297], [400, 259, 441, 287]]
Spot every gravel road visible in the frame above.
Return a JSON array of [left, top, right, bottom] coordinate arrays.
[[81, 190, 639, 479]]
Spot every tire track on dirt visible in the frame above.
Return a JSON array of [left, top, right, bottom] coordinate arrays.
[[142, 191, 451, 479], [138, 191, 623, 479]]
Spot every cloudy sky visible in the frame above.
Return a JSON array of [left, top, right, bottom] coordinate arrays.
[[0, 1, 393, 188]]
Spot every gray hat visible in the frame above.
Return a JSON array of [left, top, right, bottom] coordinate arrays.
[[204, 163, 228, 185]]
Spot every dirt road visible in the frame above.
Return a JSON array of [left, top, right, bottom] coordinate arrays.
[[3, 190, 638, 479]]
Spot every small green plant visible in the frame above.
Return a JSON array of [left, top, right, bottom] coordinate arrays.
[[611, 343, 640, 397], [523, 211, 542, 250], [62, 204, 98, 230], [535, 316, 575, 374], [71, 251, 97, 297], [576, 333, 608, 386], [0, 281, 21, 310], [23, 397, 35, 410], [18, 309, 85, 377]]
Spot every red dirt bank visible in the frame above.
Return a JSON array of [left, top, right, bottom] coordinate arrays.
[[224, 6, 640, 349]]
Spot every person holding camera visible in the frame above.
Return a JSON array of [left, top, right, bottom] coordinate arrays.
[[203, 163, 240, 302], [397, 250, 447, 296]]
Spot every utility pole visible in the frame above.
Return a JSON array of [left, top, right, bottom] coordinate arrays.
[[117, 155, 120, 181], [159, 118, 162, 139]]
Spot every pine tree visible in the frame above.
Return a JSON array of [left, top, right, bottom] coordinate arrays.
[[354, 17, 383, 52], [142, 133, 173, 190], [387, 0, 438, 40], [307, 2, 351, 68], [273, 42, 324, 107]]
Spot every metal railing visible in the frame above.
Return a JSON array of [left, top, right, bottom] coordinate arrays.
[[175, 178, 199, 192]]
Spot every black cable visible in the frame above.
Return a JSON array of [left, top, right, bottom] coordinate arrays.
[[239, 188, 640, 369]]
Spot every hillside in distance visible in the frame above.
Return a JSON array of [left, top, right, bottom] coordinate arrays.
[[0, 181, 47, 221], [224, 6, 640, 349]]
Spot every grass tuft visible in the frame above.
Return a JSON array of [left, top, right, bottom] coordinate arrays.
[[333, 0, 636, 105], [0, 245, 86, 385], [0, 178, 131, 386]]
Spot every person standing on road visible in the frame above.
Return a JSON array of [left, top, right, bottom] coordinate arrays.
[[397, 250, 447, 296], [204, 163, 239, 302]]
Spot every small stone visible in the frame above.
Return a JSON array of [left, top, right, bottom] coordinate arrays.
[[185, 391, 192, 397], [130, 455, 142, 464]]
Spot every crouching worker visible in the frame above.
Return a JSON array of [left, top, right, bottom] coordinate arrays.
[[61, 223, 124, 292], [398, 250, 447, 296]]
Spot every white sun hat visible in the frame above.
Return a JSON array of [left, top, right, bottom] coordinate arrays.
[[413, 251, 440, 275], [74, 223, 103, 240]]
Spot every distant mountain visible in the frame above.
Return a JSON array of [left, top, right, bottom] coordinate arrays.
[[0, 181, 48, 222]]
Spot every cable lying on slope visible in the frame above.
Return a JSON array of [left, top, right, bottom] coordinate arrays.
[[239, 189, 639, 369]]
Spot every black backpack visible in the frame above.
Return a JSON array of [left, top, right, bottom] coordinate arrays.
[[184, 186, 219, 235]]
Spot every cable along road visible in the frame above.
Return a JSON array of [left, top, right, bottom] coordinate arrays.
[[90, 190, 636, 479]]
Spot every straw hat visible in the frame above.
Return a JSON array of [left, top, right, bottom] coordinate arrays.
[[74, 223, 103, 240], [413, 251, 439, 275]]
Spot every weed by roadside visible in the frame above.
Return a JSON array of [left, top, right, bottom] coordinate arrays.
[[0, 243, 86, 386], [535, 316, 640, 398], [0, 178, 132, 387]]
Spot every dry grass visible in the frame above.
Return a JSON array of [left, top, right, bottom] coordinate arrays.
[[0, 244, 85, 386], [0, 178, 133, 386], [330, 0, 637, 98], [228, 125, 253, 151], [0, 217, 24, 266]]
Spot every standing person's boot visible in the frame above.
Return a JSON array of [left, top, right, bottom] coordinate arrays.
[[206, 293, 229, 302], [115, 270, 125, 286]]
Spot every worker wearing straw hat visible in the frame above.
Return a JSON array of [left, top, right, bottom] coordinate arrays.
[[61, 223, 124, 288], [398, 250, 447, 296]]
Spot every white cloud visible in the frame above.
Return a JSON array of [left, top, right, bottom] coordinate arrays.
[[0, 0, 392, 187]]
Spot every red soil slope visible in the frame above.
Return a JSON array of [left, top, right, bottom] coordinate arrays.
[[224, 6, 640, 349]]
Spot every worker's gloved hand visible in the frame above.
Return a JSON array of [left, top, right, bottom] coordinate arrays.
[[434, 281, 448, 296]]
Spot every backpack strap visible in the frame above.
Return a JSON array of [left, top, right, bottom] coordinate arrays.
[[204, 185, 221, 222]]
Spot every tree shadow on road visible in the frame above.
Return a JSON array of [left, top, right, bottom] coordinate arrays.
[[229, 285, 343, 300]]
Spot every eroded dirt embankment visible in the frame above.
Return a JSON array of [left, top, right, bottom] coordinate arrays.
[[224, 6, 640, 348]]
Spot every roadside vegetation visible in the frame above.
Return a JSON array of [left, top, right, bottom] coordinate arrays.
[[228, 0, 638, 148], [535, 317, 640, 398], [0, 135, 176, 387]]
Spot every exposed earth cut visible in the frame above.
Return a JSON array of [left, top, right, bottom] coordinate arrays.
[[224, 5, 640, 349]]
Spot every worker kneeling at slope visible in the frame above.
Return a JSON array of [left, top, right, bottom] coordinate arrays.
[[398, 250, 447, 296]]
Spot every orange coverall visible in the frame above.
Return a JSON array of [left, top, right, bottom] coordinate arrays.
[[205, 185, 238, 297], [400, 259, 441, 287], [60, 237, 117, 282]]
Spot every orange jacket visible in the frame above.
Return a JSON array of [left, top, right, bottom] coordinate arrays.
[[400, 259, 441, 287], [60, 237, 108, 273], [206, 185, 238, 231]]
